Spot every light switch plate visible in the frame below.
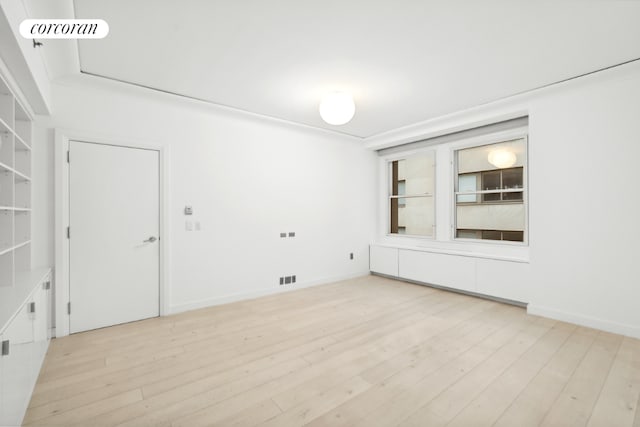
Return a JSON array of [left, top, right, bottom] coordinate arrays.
[[185, 220, 193, 231]]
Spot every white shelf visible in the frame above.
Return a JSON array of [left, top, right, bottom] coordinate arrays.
[[0, 72, 33, 289], [0, 116, 11, 134], [13, 240, 30, 251], [0, 241, 30, 257], [14, 134, 30, 152], [0, 79, 47, 427], [14, 169, 30, 182], [0, 207, 30, 212], [0, 244, 13, 256], [0, 161, 31, 180]]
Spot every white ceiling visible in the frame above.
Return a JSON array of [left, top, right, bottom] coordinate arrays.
[[74, 1, 640, 138]]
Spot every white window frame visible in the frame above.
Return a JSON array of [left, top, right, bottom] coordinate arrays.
[[377, 122, 530, 262], [451, 133, 529, 246], [385, 149, 437, 239]]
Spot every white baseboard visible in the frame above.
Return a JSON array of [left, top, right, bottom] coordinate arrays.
[[527, 304, 640, 339], [169, 271, 370, 315]]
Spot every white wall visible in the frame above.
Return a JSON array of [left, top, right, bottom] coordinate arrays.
[[371, 62, 640, 337], [32, 76, 377, 314], [527, 66, 640, 336]]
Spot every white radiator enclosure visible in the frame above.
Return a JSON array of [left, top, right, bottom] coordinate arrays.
[[370, 244, 529, 304]]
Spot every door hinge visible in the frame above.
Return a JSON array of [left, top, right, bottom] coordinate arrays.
[[28, 301, 36, 314], [67, 150, 70, 163], [43, 281, 51, 290], [67, 226, 70, 239], [67, 302, 71, 315], [1, 340, 9, 356]]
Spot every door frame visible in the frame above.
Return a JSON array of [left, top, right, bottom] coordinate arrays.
[[54, 129, 171, 337]]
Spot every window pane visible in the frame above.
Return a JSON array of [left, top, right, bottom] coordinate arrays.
[[502, 167, 523, 189], [457, 174, 477, 203], [390, 196, 434, 236], [391, 153, 434, 196], [390, 151, 435, 237], [481, 230, 501, 240], [482, 170, 500, 190], [502, 167, 523, 201], [458, 139, 525, 174], [503, 191, 523, 201], [457, 229, 481, 239], [502, 231, 524, 241], [481, 170, 501, 202], [455, 138, 526, 243], [457, 204, 525, 231]]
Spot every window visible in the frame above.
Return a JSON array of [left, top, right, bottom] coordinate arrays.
[[389, 152, 435, 237], [456, 229, 524, 242], [454, 138, 526, 242]]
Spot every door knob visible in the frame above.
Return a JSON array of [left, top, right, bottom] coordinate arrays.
[[143, 236, 158, 243]]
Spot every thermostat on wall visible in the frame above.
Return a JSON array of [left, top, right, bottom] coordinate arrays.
[[184, 206, 193, 215]]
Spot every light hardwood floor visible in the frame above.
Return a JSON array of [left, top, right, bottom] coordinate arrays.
[[24, 275, 640, 426]]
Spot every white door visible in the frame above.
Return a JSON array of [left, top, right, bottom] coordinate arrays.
[[69, 141, 160, 333]]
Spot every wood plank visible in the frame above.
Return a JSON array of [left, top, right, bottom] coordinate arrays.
[[207, 376, 371, 427], [350, 317, 556, 427], [588, 337, 640, 426], [540, 331, 623, 427], [271, 304, 516, 412], [406, 321, 575, 427], [97, 299, 486, 426], [30, 281, 437, 404], [210, 399, 282, 427], [22, 276, 640, 427], [22, 389, 143, 426], [306, 309, 537, 427], [493, 326, 599, 427]]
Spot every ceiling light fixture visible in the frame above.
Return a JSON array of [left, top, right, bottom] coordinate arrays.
[[488, 148, 517, 169], [319, 92, 355, 125]]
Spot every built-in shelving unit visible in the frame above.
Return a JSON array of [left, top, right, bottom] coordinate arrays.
[[0, 73, 32, 288], [0, 59, 50, 427]]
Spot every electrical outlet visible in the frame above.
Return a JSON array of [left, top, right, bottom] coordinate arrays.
[[280, 232, 286, 238], [350, 252, 354, 260], [279, 277, 284, 285], [288, 232, 295, 237], [292, 275, 296, 283]]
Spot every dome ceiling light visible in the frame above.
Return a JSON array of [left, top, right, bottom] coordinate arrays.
[[319, 92, 355, 125]]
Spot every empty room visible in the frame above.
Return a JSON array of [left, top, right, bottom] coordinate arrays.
[[0, 1, 639, 426]]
